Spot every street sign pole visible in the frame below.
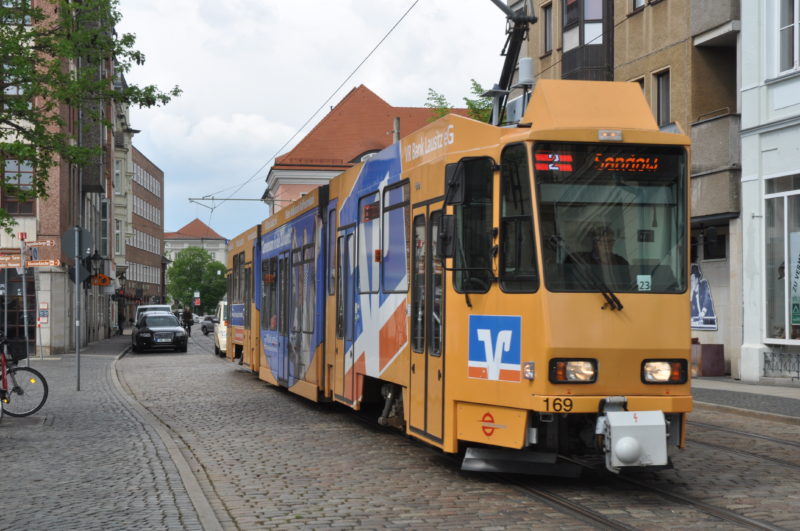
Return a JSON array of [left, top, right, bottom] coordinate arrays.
[[3, 268, 6, 361], [74, 226, 81, 391], [19, 235, 30, 367]]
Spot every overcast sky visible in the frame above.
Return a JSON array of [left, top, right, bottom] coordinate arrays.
[[117, 0, 510, 240]]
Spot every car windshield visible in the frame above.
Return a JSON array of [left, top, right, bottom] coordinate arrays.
[[144, 315, 179, 327], [535, 142, 687, 294]]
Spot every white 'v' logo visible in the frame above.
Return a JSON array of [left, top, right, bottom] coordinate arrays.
[[476, 329, 512, 380]]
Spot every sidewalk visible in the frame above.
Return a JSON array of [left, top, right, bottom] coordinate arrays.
[[0, 331, 202, 530], [692, 376, 800, 420]]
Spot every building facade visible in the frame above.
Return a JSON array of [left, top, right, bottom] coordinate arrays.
[[164, 219, 227, 266], [124, 147, 166, 315], [519, 0, 742, 375], [741, 0, 800, 382]]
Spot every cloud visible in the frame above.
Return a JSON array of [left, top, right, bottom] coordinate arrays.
[[117, 0, 509, 238]]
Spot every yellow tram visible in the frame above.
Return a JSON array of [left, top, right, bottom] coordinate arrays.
[[226, 78, 691, 474]]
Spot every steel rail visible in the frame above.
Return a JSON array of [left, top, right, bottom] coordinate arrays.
[[611, 474, 784, 531], [688, 420, 800, 448], [688, 438, 800, 471]]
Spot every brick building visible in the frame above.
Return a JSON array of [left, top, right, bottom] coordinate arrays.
[[123, 147, 166, 316]]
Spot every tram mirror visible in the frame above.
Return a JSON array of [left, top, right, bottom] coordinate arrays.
[[438, 215, 455, 258], [444, 163, 465, 205]]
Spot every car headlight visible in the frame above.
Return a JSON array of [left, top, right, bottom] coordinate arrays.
[[642, 359, 687, 384], [175, 330, 186, 337], [549, 359, 597, 383], [138, 332, 152, 338]]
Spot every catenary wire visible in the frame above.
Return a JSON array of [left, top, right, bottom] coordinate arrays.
[[204, 0, 421, 207]]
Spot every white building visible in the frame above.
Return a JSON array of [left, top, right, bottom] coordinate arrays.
[[164, 219, 227, 266], [741, 0, 800, 382]]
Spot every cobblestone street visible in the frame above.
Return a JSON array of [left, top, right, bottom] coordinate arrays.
[[2, 332, 799, 530]]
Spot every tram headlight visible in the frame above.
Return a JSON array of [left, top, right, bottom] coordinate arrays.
[[642, 359, 687, 384], [549, 359, 597, 383]]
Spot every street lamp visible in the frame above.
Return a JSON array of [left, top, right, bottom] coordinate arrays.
[[89, 250, 103, 275]]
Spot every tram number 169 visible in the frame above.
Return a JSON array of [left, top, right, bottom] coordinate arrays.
[[543, 398, 573, 412]]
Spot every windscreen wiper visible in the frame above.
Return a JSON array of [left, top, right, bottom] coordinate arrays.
[[566, 253, 624, 311]]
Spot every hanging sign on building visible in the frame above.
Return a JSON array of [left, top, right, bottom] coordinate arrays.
[[690, 264, 717, 330]]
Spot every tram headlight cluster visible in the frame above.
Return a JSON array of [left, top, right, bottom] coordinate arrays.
[[549, 359, 597, 383], [641, 360, 687, 384]]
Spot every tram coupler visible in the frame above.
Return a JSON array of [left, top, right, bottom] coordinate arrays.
[[595, 396, 668, 473]]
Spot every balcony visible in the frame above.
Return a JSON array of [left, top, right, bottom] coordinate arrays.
[[690, 113, 741, 217], [691, 0, 739, 47]]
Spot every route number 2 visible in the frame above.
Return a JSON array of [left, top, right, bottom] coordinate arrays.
[[543, 398, 573, 412]]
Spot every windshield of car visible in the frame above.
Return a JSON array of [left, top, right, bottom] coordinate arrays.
[[144, 315, 179, 328], [535, 142, 687, 294]]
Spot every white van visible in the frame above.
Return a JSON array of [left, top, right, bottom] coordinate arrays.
[[134, 304, 173, 324], [213, 300, 227, 356]]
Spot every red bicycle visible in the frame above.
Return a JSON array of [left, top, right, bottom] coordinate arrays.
[[0, 332, 48, 421]]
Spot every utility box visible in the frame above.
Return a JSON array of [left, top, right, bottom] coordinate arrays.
[[691, 343, 725, 376]]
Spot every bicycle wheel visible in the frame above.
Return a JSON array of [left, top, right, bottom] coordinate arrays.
[[2, 367, 48, 417]]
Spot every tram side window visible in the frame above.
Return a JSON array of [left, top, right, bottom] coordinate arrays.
[[291, 248, 304, 336], [359, 192, 381, 293], [261, 260, 268, 330], [430, 212, 443, 356], [411, 215, 426, 353], [261, 259, 273, 330], [328, 208, 336, 296], [500, 144, 539, 292], [244, 267, 251, 329], [336, 236, 344, 339], [382, 182, 410, 293], [268, 258, 277, 330], [454, 158, 494, 293], [302, 244, 315, 334]]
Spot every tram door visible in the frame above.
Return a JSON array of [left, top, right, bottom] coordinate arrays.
[[334, 229, 356, 403], [276, 251, 290, 385], [409, 208, 445, 442]]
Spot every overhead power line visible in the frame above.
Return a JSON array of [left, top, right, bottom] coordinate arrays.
[[201, 0, 421, 210]]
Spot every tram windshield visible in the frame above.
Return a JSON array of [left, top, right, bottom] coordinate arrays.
[[534, 142, 687, 294]]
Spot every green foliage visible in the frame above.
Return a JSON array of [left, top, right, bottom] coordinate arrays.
[[424, 88, 452, 121], [424, 80, 493, 124], [0, 0, 181, 233], [166, 248, 226, 315], [464, 79, 493, 123]]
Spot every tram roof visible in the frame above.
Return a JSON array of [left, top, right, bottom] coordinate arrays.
[[524, 79, 662, 134]]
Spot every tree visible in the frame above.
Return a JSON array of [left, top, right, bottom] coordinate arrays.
[[166, 248, 226, 315], [463, 79, 493, 123], [0, 0, 181, 232], [424, 88, 452, 121], [424, 79, 493, 123]]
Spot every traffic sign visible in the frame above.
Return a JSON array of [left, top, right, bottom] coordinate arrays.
[[17, 232, 27, 241], [0, 261, 22, 269], [62, 227, 93, 259], [0, 254, 21, 262], [27, 259, 61, 267], [91, 273, 110, 286], [26, 239, 55, 248]]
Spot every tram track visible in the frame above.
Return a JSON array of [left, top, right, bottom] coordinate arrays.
[[687, 438, 800, 471], [688, 420, 800, 448], [357, 412, 775, 530], [605, 471, 784, 531]]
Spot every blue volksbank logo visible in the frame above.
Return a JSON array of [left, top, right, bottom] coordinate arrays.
[[467, 315, 521, 382]]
